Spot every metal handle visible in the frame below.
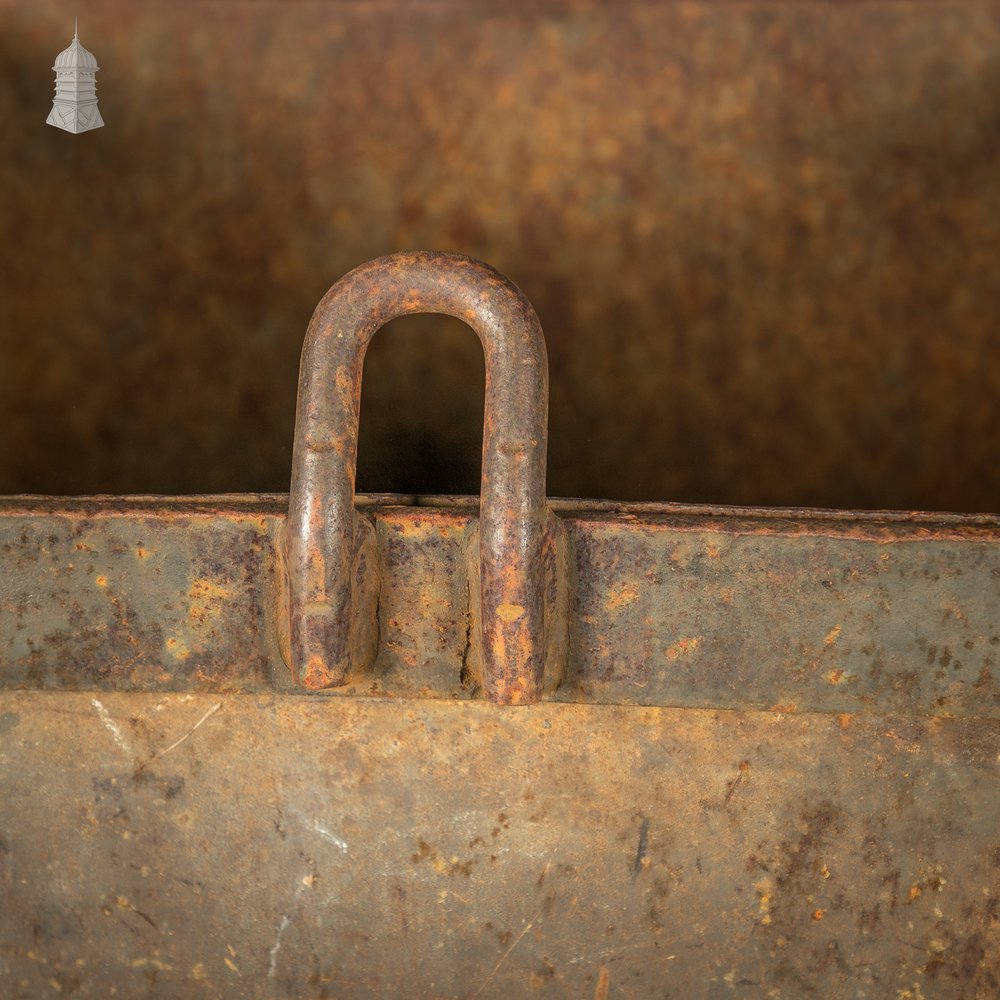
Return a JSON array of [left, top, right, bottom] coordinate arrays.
[[286, 251, 551, 704]]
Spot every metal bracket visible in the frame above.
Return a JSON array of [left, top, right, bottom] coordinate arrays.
[[283, 251, 564, 704]]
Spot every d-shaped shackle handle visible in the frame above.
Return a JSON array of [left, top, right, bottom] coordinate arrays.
[[285, 251, 554, 704]]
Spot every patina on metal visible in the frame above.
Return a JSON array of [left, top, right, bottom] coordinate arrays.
[[0, 254, 998, 998], [285, 251, 559, 704]]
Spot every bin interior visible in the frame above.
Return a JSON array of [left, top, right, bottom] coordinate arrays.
[[3, 0, 1000, 512]]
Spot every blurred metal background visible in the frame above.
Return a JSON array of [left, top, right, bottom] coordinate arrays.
[[2, 0, 1000, 510]]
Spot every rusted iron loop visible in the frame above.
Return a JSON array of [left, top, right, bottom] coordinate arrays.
[[287, 251, 550, 704]]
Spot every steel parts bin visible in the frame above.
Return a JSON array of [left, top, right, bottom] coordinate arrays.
[[1, 253, 997, 998]]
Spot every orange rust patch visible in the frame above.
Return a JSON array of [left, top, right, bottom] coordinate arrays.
[[838, 714, 852, 729], [824, 625, 841, 646], [907, 884, 922, 903], [827, 669, 844, 685], [302, 655, 335, 688], [334, 365, 352, 399], [495, 603, 525, 624], [665, 636, 702, 661], [605, 582, 639, 610], [390, 519, 432, 538], [95, 575, 108, 588], [811, 909, 826, 921], [187, 578, 234, 630], [165, 636, 191, 661], [595, 965, 610, 1000], [189, 579, 233, 601], [754, 877, 775, 926]]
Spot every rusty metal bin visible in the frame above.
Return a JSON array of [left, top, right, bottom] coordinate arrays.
[[1, 253, 997, 998]]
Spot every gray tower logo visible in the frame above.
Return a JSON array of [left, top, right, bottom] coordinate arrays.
[[46, 20, 104, 133]]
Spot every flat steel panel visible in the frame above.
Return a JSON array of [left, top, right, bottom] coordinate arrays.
[[0, 695, 997, 998]]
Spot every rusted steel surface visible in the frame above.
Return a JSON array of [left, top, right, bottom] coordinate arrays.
[[286, 253, 554, 704], [0, 694, 997, 998], [2, 496, 998, 720]]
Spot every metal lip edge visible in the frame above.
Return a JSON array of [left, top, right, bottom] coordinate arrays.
[[1, 493, 999, 535], [0, 687, 995, 728]]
